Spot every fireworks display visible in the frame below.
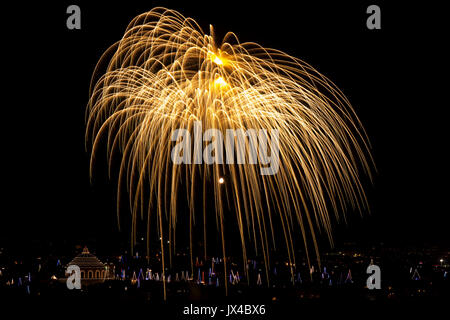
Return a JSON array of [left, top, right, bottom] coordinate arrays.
[[86, 7, 373, 298]]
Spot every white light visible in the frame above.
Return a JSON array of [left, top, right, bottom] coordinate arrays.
[[213, 56, 223, 65], [214, 77, 227, 88], [218, 177, 225, 184]]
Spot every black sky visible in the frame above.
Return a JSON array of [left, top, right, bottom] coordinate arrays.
[[2, 0, 448, 251]]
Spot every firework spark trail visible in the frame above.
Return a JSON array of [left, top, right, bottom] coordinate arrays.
[[86, 7, 374, 298]]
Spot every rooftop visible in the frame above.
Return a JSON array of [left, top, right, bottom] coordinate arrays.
[[67, 247, 105, 269]]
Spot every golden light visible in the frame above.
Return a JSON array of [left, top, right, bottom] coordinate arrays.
[[214, 76, 227, 88], [87, 7, 374, 298], [208, 50, 225, 65]]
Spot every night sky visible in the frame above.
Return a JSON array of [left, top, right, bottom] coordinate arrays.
[[2, 1, 448, 253]]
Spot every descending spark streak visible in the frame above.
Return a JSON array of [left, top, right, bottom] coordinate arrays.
[[86, 7, 374, 298]]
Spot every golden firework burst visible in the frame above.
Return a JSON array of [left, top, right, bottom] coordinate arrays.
[[86, 7, 374, 298]]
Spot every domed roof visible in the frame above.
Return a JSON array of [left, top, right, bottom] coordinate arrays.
[[67, 247, 105, 269]]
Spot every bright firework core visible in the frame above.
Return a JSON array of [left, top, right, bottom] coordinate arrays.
[[214, 76, 227, 87], [86, 7, 374, 298], [209, 51, 224, 65]]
